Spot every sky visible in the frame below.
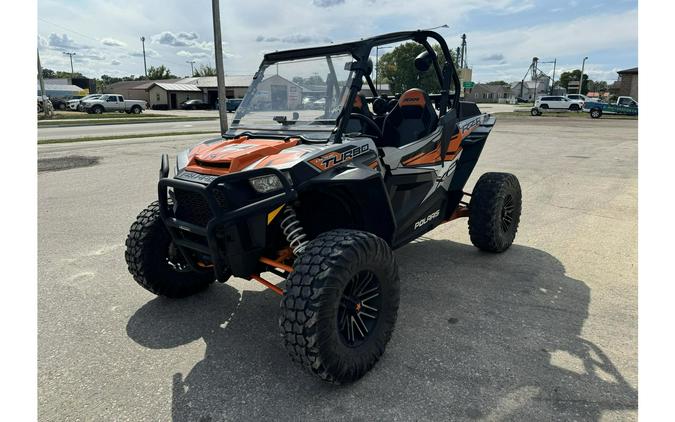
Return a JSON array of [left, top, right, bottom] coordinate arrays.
[[37, 0, 637, 83]]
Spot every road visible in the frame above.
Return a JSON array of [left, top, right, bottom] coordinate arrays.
[[38, 116, 637, 421], [37, 119, 220, 140]]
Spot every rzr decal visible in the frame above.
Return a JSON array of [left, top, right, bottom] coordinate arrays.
[[309, 144, 370, 171]]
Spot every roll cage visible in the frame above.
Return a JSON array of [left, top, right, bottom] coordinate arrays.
[[255, 30, 462, 144]]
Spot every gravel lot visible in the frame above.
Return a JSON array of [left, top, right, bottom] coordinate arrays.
[[38, 116, 637, 421]]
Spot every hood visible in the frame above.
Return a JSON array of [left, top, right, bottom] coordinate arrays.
[[185, 136, 302, 176]]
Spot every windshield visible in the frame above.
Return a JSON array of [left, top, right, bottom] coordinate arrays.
[[230, 53, 355, 139]]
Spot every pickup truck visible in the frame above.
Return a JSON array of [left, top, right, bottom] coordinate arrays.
[[83, 94, 147, 114], [583, 96, 638, 118]]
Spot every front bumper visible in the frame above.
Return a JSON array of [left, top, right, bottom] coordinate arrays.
[[158, 167, 296, 279]]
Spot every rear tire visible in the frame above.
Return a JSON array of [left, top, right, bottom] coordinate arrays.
[[125, 201, 216, 298], [468, 173, 522, 253], [530, 108, 540, 116], [569, 104, 580, 111], [279, 229, 400, 384], [131, 105, 142, 114]]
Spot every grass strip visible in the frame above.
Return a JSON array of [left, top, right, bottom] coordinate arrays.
[[38, 130, 220, 145]]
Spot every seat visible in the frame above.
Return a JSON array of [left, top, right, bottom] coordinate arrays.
[[344, 93, 376, 135], [381, 88, 438, 148]]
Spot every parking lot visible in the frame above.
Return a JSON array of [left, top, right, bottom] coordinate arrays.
[[37, 115, 637, 421]]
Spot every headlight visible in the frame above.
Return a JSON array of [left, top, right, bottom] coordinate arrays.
[[249, 174, 283, 193]]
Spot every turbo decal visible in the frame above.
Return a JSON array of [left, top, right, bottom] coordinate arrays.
[[309, 144, 370, 171]]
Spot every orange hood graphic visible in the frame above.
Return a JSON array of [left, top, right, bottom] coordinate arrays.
[[185, 136, 300, 176]]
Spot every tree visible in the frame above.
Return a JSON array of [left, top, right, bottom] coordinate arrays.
[[485, 80, 509, 86], [377, 42, 455, 94], [292, 75, 325, 86], [193, 64, 217, 77], [587, 80, 608, 93], [42, 68, 56, 78], [558, 69, 590, 94], [147, 65, 176, 80]]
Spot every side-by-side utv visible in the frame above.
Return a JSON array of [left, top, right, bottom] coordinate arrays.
[[125, 30, 522, 384]]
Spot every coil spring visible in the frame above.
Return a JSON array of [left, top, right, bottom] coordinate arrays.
[[279, 206, 309, 255]]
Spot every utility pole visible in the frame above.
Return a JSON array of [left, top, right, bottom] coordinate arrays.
[[140, 36, 148, 78], [63, 52, 76, 80], [38, 49, 49, 118], [551, 58, 557, 94], [186, 60, 196, 76], [579, 56, 588, 95], [211, 0, 228, 133]]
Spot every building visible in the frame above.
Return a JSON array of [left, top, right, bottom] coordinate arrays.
[[467, 83, 513, 104], [248, 74, 303, 109], [146, 82, 203, 109], [143, 75, 253, 109], [37, 81, 88, 98], [105, 79, 183, 103], [510, 77, 550, 101], [610, 67, 638, 100]]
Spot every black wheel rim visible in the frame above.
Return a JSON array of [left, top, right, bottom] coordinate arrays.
[[338, 270, 381, 347], [500, 194, 515, 232]]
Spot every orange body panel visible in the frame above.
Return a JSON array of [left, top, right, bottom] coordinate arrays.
[[185, 136, 300, 176]]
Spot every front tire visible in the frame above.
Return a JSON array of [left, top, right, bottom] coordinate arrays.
[[530, 108, 540, 116], [125, 201, 215, 298], [468, 173, 522, 253], [92, 106, 103, 115], [590, 108, 602, 118], [279, 229, 400, 384]]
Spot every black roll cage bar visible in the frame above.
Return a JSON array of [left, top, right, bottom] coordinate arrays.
[[244, 30, 461, 144]]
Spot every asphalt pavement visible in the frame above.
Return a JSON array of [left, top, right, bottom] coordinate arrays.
[[37, 116, 637, 421]]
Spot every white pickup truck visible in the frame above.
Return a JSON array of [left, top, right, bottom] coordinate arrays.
[[83, 94, 147, 114]]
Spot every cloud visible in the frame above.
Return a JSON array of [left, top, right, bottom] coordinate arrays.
[[78, 51, 107, 61], [129, 48, 159, 58], [312, 0, 345, 6], [48, 33, 80, 49], [153, 31, 191, 47], [482, 53, 505, 61], [177, 50, 211, 59], [111, 59, 121, 65], [177, 31, 199, 41], [256, 34, 332, 44], [101, 38, 126, 47]]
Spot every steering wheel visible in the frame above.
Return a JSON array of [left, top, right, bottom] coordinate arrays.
[[347, 113, 383, 140]]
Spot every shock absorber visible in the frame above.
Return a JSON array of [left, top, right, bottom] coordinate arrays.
[[279, 206, 309, 255]]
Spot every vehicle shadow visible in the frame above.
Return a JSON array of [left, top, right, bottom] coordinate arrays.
[[126, 239, 637, 421]]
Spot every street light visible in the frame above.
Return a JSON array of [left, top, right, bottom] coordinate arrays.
[[579, 56, 588, 95], [425, 24, 449, 31], [63, 51, 76, 79]]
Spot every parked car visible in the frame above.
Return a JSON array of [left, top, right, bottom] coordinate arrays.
[[49, 97, 68, 110], [180, 99, 211, 110], [68, 94, 102, 111], [83, 94, 147, 114], [226, 98, 242, 112], [583, 96, 638, 118], [531, 95, 582, 115]]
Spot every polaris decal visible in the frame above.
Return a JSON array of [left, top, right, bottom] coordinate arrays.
[[459, 116, 483, 136], [414, 209, 441, 229], [309, 144, 370, 171]]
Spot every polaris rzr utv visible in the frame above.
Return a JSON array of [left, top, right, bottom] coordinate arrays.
[[125, 30, 522, 384]]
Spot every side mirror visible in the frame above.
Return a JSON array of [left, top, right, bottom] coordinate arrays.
[[414, 51, 434, 72]]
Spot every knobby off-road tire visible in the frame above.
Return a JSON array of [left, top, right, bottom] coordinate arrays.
[[125, 201, 215, 298], [468, 172, 522, 253], [279, 229, 400, 384]]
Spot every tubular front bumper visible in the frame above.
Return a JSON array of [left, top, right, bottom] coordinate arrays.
[[157, 167, 296, 279]]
